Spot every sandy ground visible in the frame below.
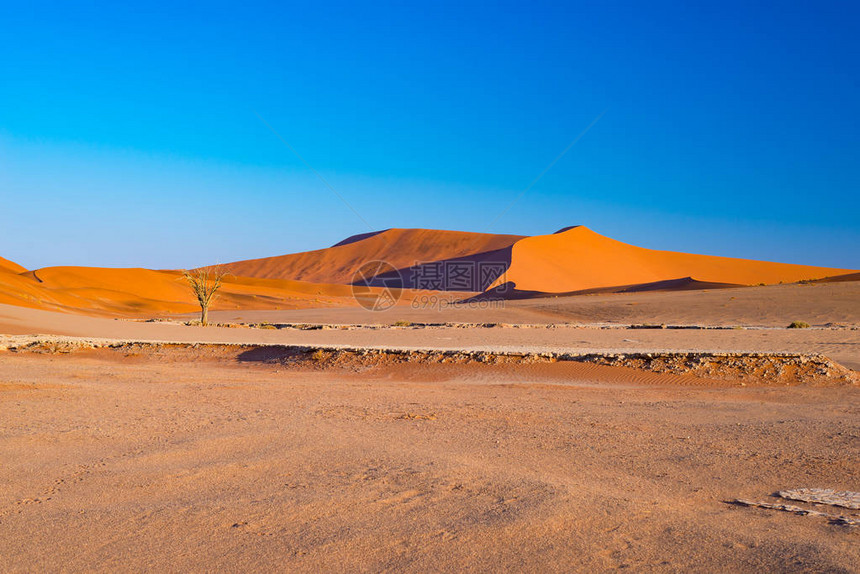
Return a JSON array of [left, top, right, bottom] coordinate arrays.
[[1, 296, 858, 370], [203, 281, 860, 328], [0, 346, 858, 572], [1, 282, 858, 571]]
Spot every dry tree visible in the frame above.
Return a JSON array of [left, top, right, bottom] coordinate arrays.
[[182, 265, 227, 326]]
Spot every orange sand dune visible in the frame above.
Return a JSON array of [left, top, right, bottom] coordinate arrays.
[[0, 225, 854, 316], [0, 269, 68, 310], [490, 226, 856, 293], [223, 228, 525, 284], [0, 258, 78, 310], [1, 265, 413, 316], [0, 256, 26, 274]]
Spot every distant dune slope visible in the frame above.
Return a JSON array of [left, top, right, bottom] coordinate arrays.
[[489, 226, 855, 293], [0, 257, 59, 309], [222, 228, 526, 284], [0, 256, 26, 274], [0, 265, 397, 316], [0, 226, 855, 316], [0, 268, 62, 309]]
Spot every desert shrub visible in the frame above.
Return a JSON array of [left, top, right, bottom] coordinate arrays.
[[787, 321, 811, 329], [393, 320, 413, 327], [311, 349, 329, 362]]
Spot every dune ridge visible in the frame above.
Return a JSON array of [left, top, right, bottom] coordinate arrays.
[[0, 225, 856, 315], [0, 256, 26, 274], [489, 226, 855, 293], [0, 265, 425, 316], [221, 228, 526, 284], [225, 226, 855, 295]]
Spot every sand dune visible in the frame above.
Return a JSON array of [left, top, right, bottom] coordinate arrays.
[[1, 234, 857, 571], [489, 226, 855, 293], [224, 226, 856, 296], [0, 268, 64, 309], [222, 228, 525, 284], [0, 256, 26, 274], [0, 265, 436, 317], [0, 226, 855, 317]]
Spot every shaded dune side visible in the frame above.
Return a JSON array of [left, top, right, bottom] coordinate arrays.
[[471, 277, 746, 301], [358, 245, 515, 291], [221, 228, 525, 284], [814, 272, 860, 283], [490, 227, 857, 294]]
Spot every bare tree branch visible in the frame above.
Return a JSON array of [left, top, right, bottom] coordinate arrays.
[[182, 265, 227, 326]]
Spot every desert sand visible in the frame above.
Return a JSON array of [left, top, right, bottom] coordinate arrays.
[[223, 226, 856, 294], [2, 227, 856, 318], [1, 228, 858, 572], [0, 262, 454, 316], [487, 226, 855, 293], [0, 344, 857, 572], [222, 228, 525, 284], [1, 284, 859, 371], [0, 256, 26, 274], [201, 279, 860, 329]]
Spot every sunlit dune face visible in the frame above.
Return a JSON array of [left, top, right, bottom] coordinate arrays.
[[490, 226, 855, 293], [0, 256, 26, 274], [0, 263, 453, 317], [0, 227, 856, 315]]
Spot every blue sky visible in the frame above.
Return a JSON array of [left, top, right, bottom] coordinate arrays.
[[1, 0, 858, 269]]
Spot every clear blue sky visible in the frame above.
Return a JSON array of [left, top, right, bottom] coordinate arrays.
[[1, 0, 858, 270]]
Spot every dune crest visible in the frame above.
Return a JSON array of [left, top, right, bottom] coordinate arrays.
[[222, 228, 526, 284], [489, 226, 854, 293], [0, 265, 422, 316], [0, 256, 26, 274], [0, 225, 856, 314]]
